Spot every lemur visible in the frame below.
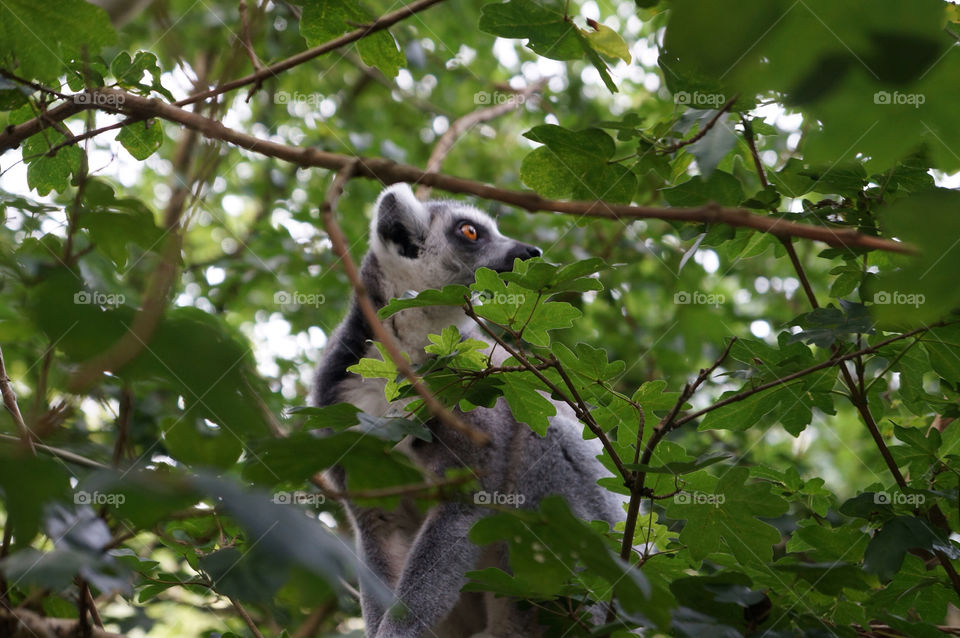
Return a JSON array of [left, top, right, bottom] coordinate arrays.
[[313, 183, 625, 638]]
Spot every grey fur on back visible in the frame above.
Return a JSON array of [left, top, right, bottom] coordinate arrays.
[[313, 183, 624, 638]]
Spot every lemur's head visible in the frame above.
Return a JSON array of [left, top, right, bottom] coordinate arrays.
[[369, 183, 541, 296]]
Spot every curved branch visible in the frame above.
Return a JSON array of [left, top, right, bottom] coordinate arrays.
[[14, 88, 907, 255]]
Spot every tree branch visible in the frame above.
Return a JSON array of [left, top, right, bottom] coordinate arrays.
[[460, 302, 629, 480], [320, 162, 490, 446], [0, 346, 35, 454], [175, 0, 446, 108], [0, 433, 109, 469], [659, 96, 737, 154], [1, 87, 910, 254], [621, 338, 737, 561]]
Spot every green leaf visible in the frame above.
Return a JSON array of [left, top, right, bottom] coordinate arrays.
[[665, 467, 789, 564], [378, 285, 470, 319], [162, 416, 243, 470], [521, 125, 636, 203], [468, 496, 649, 611], [875, 191, 960, 324], [922, 324, 960, 382], [661, 171, 743, 207], [300, 0, 405, 77], [499, 372, 556, 435], [0, 0, 115, 83], [626, 451, 732, 476], [290, 403, 361, 429], [117, 119, 164, 160], [479, 0, 581, 60], [790, 301, 874, 348], [22, 131, 82, 196], [583, 22, 631, 64], [863, 516, 950, 581]]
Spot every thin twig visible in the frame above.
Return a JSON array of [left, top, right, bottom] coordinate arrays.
[[740, 113, 770, 189], [229, 597, 265, 638], [238, 0, 266, 100], [659, 96, 737, 154], [461, 303, 629, 480], [0, 346, 35, 454], [416, 80, 545, 199], [621, 338, 737, 561], [673, 322, 956, 428], [320, 162, 489, 446], [0, 433, 108, 469], [779, 239, 960, 599]]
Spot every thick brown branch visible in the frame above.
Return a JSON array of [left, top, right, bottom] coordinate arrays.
[[320, 162, 489, 446], [21, 88, 906, 255]]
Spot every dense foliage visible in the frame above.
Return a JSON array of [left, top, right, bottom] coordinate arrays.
[[1, 0, 960, 636]]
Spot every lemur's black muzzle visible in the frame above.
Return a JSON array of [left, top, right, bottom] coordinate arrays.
[[495, 243, 542, 272]]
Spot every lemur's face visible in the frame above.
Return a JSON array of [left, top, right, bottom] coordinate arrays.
[[370, 184, 541, 292]]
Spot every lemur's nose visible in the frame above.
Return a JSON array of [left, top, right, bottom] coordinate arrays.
[[514, 243, 542, 260]]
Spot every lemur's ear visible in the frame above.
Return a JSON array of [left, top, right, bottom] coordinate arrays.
[[372, 183, 429, 259]]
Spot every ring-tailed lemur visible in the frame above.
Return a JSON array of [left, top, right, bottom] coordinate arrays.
[[313, 183, 624, 638]]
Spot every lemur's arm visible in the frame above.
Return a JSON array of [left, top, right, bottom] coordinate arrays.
[[374, 502, 486, 638]]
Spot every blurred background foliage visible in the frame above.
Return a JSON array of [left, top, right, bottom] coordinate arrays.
[[1, 0, 960, 636]]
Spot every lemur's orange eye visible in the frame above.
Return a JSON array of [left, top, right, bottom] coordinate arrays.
[[459, 223, 478, 241]]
